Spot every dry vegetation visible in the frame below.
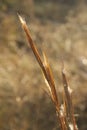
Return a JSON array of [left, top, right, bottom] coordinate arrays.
[[0, 0, 87, 130], [18, 14, 78, 130]]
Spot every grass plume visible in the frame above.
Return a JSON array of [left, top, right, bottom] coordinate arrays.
[[18, 14, 78, 130]]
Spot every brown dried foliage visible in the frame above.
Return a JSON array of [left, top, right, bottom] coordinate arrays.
[[18, 15, 78, 130]]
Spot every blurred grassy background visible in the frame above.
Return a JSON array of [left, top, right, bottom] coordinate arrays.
[[0, 0, 87, 130]]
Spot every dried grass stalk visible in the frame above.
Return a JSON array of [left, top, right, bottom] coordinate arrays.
[[62, 67, 78, 130], [18, 15, 78, 130]]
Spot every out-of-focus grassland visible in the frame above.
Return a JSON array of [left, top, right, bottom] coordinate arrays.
[[0, 0, 87, 130]]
